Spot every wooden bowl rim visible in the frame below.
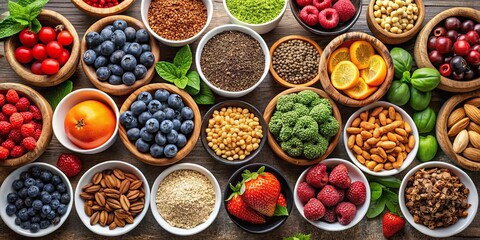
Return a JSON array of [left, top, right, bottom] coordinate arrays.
[[414, 7, 480, 92], [269, 35, 323, 88], [4, 9, 80, 87], [0, 83, 53, 168], [263, 87, 342, 166], [118, 83, 201, 166], [80, 15, 160, 96], [318, 31, 395, 107], [71, 0, 136, 16], [436, 90, 480, 171]]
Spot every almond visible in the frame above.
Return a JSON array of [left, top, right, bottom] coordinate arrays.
[[453, 130, 469, 153], [126, 190, 140, 201], [130, 201, 144, 212], [92, 205, 103, 211], [119, 180, 130, 195], [124, 173, 139, 182], [84, 184, 101, 193], [113, 169, 125, 180], [468, 122, 480, 134], [105, 175, 116, 189], [90, 211, 99, 226], [463, 147, 480, 162], [464, 104, 480, 125], [130, 180, 142, 190], [468, 131, 480, 149], [106, 198, 121, 210], [109, 222, 117, 230], [84, 204, 93, 217], [80, 192, 94, 200], [100, 179, 107, 188], [448, 107, 466, 128], [107, 212, 115, 225], [104, 188, 120, 199], [466, 97, 480, 107], [125, 215, 134, 224], [81, 183, 93, 191], [114, 216, 126, 227], [120, 195, 130, 212], [448, 117, 470, 137], [92, 172, 103, 185], [114, 209, 130, 219], [99, 210, 108, 226], [95, 192, 106, 207]]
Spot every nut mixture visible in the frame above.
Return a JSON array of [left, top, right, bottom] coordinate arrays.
[[373, 0, 419, 34], [405, 167, 471, 229], [147, 0, 207, 40], [156, 169, 215, 229], [80, 169, 145, 230], [347, 106, 415, 172], [272, 39, 320, 84], [206, 106, 263, 161], [448, 99, 480, 162]]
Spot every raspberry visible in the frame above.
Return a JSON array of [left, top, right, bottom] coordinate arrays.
[[297, 182, 316, 204], [33, 129, 42, 140], [19, 112, 33, 122], [2, 139, 15, 150], [296, 0, 312, 7], [20, 123, 35, 138], [29, 105, 42, 120], [306, 163, 329, 188], [346, 181, 367, 206], [299, 5, 319, 27], [0, 94, 5, 106], [8, 129, 22, 144], [313, 0, 332, 11], [304, 198, 325, 221], [0, 146, 9, 160], [6, 89, 19, 104], [318, 8, 340, 29], [337, 187, 345, 202], [57, 153, 82, 177], [10, 145, 26, 158], [9, 113, 24, 128], [0, 113, 6, 122], [329, 164, 351, 189], [335, 202, 357, 225], [323, 207, 337, 223], [2, 104, 17, 116], [317, 185, 340, 207], [0, 121, 12, 135], [21, 137, 37, 151], [332, 0, 356, 22], [15, 97, 30, 111]]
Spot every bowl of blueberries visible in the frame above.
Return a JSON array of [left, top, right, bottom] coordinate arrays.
[[81, 15, 161, 96], [0, 162, 73, 237], [118, 83, 201, 166]]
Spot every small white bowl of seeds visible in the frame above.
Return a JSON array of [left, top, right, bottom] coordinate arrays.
[[150, 163, 222, 236]]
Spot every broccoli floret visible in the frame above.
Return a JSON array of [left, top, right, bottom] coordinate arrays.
[[310, 98, 333, 112], [293, 116, 319, 141], [276, 93, 297, 112], [269, 117, 283, 137], [319, 115, 339, 138], [293, 103, 309, 116], [303, 134, 329, 159], [309, 104, 332, 123], [281, 137, 304, 157], [281, 110, 299, 127], [296, 90, 319, 105], [278, 125, 294, 142], [271, 111, 283, 120]]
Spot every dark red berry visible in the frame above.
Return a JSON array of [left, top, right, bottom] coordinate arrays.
[[439, 63, 452, 77], [429, 50, 443, 65], [434, 27, 447, 37], [445, 17, 461, 31], [436, 37, 453, 54], [427, 36, 437, 50]]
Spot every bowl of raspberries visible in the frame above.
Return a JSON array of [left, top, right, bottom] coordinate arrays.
[[294, 158, 370, 231], [290, 0, 362, 36]]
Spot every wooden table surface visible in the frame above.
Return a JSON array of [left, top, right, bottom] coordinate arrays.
[[0, 0, 479, 239]]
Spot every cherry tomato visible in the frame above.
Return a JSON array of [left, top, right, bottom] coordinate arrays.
[[41, 59, 60, 75], [57, 30, 74, 46], [453, 40, 471, 56], [58, 49, 70, 66], [38, 26, 56, 43], [46, 41, 63, 59], [15, 46, 33, 64], [31, 61, 44, 75], [31, 44, 47, 61], [19, 29, 38, 47]]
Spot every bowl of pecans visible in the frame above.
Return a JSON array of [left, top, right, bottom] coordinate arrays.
[[74, 160, 150, 236]]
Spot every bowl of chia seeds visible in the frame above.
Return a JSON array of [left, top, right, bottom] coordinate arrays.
[[223, 0, 288, 34], [195, 24, 270, 98]]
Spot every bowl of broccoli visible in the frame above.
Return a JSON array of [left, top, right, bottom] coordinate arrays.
[[263, 88, 342, 166]]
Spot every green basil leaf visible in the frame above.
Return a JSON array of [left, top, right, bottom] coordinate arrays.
[[184, 86, 199, 96], [0, 17, 25, 39], [369, 182, 384, 201], [370, 176, 402, 188], [383, 188, 399, 202], [193, 80, 215, 105], [174, 75, 189, 89], [44, 80, 73, 110], [367, 196, 386, 219], [385, 200, 398, 215], [173, 45, 192, 76], [30, 18, 41, 32], [186, 70, 200, 92], [155, 61, 181, 83], [25, 0, 49, 19], [273, 205, 288, 216]]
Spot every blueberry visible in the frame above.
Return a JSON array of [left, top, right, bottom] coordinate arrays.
[[154, 132, 167, 146], [60, 193, 70, 204], [122, 72, 136, 86], [39, 220, 50, 229], [29, 166, 42, 178], [141, 44, 151, 53], [100, 27, 113, 40], [154, 89, 170, 101], [12, 180, 24, 191], [120, 111, 138, 129], [86, 32, 103, 47], [180, 120, 194, 134], [109, 64, 124, 76], [46, 210, 56, 220], [41, 205, 51, 215], [7, 192, 18, 203], [83, 49, 97, 65], [153, 110, 166, 123], [6, 204, 16, 216], [164, 144, 178, 158], [52, 216, 61, 225], [24, 178, 36, 187], [56, 183, 66, 194], [164, 108, 175, 120], [181, 107, 194, 120], [134, 64, 147, 80], [93, 44, 102, 56], [109, 50, 125, 64], [111, 30, 126, 46], [41, 170, 52, 182], [27, 207, 36, 216], [100, 40, 115, 56], [35, 179, 44, 191], [24, 197, 33, 207], [40, 191, 48, 197], [138, 111, 153, 125], [58, 204, 68, 216], [130, 101, 147, 116], [31, 216, 40, 223], [167, 94, 182, 109], [18, 188, 28, 199], [139, 51, 155, 68], [94, 55, 108, 69], [15, 217, 21, 226], [160, 102, 169, 111], [135, 138, 150, 153], [160, 120, 174, 134], [41, 193, 52, 204], [122, 42, 132, 52], [140, 127, 154, 142], [113, 20, 128, 31], [124, 27, 136, 41], [18, 208, 29, 221], [20, 220, 31, 230], [127, 128, 141, 141], [50, 199, 60, 210], [27, 186, 40, 198], [104, 25, 114, 31], [167, 129, 178, 144], [96, 66, 111, 81], [147, 100, 161, 114], [51, 175, 62, 186], [43, 183, 54, 193], [20, 171, 31, 180], [30, 223, 40, 233], [121, 54, 137, 71], [172, 119, 181, 131], [145, 118, 160, 133], [150, 144, 164, 158], [137, 91, 152, 104], [135, 29, 149, 43], [126, 42, 142, 58], [32, 199, 43, 211], [51, 192, 61, 200]]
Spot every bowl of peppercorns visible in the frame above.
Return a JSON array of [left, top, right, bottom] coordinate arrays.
[[71, 0, 136, 17]]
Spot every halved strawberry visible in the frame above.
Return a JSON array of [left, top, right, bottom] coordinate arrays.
[[241, 166, 281, 217], [226, 183, 266, 224]]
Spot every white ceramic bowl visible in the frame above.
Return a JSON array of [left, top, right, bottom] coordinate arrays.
[[52, 88, 119, 154], [294, 158, 371, 231], [343, 101, 419, 176], [0, 162, 73, 237], [222, 0, 288, 34], [150, 163, 221, 236], [399, 161, 478, 238], [74, 160, 150, 237], [195, 24, 270, 98], [140, 0, 213, 47]]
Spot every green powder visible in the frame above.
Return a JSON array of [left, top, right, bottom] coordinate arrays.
[[226, 0, 285, 24]]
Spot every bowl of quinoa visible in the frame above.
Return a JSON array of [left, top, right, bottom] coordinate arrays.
[[150, 163, 221, 236]]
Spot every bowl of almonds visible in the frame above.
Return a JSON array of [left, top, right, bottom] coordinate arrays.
[[343, 101, 419, 176], [74, 160, 150, 236]]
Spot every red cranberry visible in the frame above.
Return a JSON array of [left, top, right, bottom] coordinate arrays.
[[475, 24, 480, 36], [439, 63, 452, 77], [472, 44, 480, 52], [445, 17, 461, 31], [454, 40, 471, 56], [461, 20, 475, 34], [434, 26, 447, 37], [446, 30, 458, 42], [464, 69, 475, 80], [429, 50, 444, 65], [452, 71, 465, 80], [458, 34, 467, 41], [465, 30, 480, 45], [436, 37, 453, 54], [466, 50, 480, 66], [427, 36, 437, 50]]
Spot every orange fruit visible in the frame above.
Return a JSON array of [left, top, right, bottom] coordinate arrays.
[[330, 60, 359, 90], [361, 55, 387, 87], [344, 77, 378, 100], [327, 47, 351, 74], [349, 40, 375, 70]]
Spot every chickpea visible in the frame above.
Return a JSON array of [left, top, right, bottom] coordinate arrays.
[[374, 0, 418, 34]]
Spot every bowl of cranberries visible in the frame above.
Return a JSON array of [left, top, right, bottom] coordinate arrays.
[[4, 9, 80, 88], [71, 0, 136, 17], [414, 7, 480, 92]]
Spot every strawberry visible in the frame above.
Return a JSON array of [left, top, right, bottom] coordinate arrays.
[[277, 193, 287, 207], [241, 166, 281, 217], [0, 146, 9, 160], [346, 181, 366, 206], [57, 153, 82, 177], [306, 163, 329, 188], [329, 164, 351, 189], [21, 137, 37, 151], [9, 113, 24, 128], [15, 97, 30, 111], [382, 212, 405, 238], [226, 183, 266, 224], [6, 89, 19, 104]]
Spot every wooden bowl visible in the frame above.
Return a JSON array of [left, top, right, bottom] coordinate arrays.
[[4, 9, 80, 87], [119, 83, 201, 166], [71, 0, 136, 17], [318, 32, 394, 107], [81, 15, 160, 96], [366, 0, 425, 45], [269, 35, 322, 88], [0, 83, 53, 168], [263, 87, 342, 166], [414, 7, 480, 92], [436, 90, 480, 171]]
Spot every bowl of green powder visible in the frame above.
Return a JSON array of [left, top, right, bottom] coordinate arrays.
[[223, 0, 288, 34]]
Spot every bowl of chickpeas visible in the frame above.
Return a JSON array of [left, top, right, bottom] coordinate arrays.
[[366, 0, 425, 45], [200, 100, 267, 165]]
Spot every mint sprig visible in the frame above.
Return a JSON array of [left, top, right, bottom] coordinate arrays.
[[44, 80, 73, 111], [155, 45, 214, 105], [0, 0, 49, 39], [366, 176, 401, 218]]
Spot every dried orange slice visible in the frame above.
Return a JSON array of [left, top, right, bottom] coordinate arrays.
[[349, 40, 375, 70], [344, 77, 378, 100], [331, 60, 359, 90], [327, 47, 351, 74], [361, 55, 387, 87]]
